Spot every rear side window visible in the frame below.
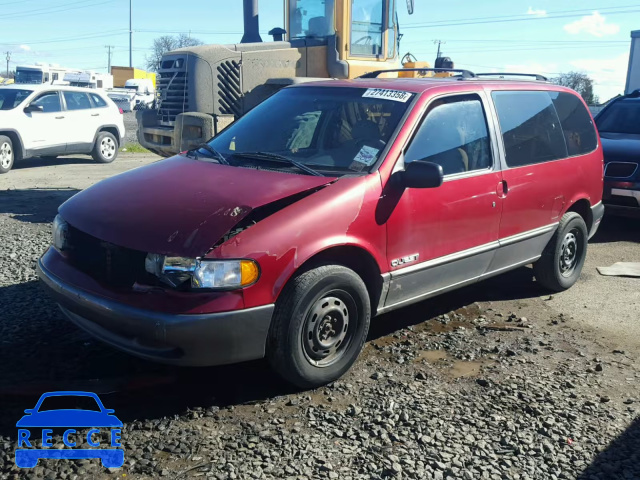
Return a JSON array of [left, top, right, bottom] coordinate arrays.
[[63, 91, 92, 110], [492, 91, 567, 167], [550, 92, 598, 156], [90, 93, 108, 108]]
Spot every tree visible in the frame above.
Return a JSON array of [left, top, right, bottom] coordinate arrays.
[[552, 72, 599, 105], [145, 34, 204, 72]]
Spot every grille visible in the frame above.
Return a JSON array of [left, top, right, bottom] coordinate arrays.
[[157, 70, 188, 124], [605, 162, 638, 178], [217, 60, 241, 116], [66, 226, 150, 288]]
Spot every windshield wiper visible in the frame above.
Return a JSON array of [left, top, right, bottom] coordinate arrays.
[[198, 143, 229, 165], [231, 151, 322, 176], [188, 143, 229, 165]]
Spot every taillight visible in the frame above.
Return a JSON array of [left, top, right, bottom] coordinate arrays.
[[118, 107, 124, 114]]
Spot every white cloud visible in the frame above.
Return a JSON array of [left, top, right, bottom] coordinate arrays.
[[569, 52, 628, 101], [527, 7, 547, 17], [563, 12, 620, 37], [19, 45, 31, 51]]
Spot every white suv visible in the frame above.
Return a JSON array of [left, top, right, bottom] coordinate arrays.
[[0, 84, 125, 174]]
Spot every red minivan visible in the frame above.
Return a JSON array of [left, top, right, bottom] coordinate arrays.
[[38, 71, 604, 388]]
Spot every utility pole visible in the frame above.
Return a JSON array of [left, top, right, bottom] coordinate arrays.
[[105, 45, 113, 73], [5, 51, 10, 77], [433, 40, 445, 58], [129, 0, 132, 67]]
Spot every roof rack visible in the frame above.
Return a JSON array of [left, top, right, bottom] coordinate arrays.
[[358, 68, 476, 79], [475, 72, 548, 81]]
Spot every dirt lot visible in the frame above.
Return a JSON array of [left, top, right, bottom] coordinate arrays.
[[0, 154, 638, 479]]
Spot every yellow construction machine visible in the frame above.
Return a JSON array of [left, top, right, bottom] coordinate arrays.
[[137, 0, 448, 156]]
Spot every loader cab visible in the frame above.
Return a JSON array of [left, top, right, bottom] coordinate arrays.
[[286, 0, 404, 78]]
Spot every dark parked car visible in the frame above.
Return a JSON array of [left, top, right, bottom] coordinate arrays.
[[595, 90, 640, 214], [38, 72, 603, 388]]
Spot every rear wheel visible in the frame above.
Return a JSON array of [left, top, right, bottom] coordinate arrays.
[[533, 212, 588, 291], [92, 131, 118, 163], [267, 265, 371, 389], [0, 135, 14, 174]]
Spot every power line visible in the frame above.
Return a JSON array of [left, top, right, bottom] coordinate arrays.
[[403, 7, 640, 29], [404, 4, 640, 26], [403, 38, 629, 45], [3, 30, 128, 46], [3, 0, 117, 19]]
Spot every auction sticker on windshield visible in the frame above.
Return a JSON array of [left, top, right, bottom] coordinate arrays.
[[362, 88, 412, 102]]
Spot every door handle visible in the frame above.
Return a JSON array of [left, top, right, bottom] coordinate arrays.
[[91, 113, 100, 117], [496, 180, 508, 198], [55, 116, 65, 119]]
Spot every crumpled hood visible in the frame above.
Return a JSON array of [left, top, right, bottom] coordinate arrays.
[[59, 155, 333, 257]]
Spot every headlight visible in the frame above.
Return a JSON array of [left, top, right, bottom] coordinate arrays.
[[145, 254, 259, 289], [52, 215, 69, 251]]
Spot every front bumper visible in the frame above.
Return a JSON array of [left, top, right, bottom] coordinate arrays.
[[36, 260, 274, 366], [603, 183, 640, 216]]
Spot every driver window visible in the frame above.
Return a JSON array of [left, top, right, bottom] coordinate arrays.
[[405, 95, 493, 175], [30, 91, 62, 113], [351, 0, 384, 56]]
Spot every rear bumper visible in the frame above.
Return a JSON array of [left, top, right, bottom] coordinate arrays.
[[36, 260, 274, 366]]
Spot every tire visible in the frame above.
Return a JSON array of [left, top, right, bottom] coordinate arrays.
[[533, 212, 588, 292], [92, 131, 119, 163], [0, 135, 14, 174], [267, 265, 371, 389]]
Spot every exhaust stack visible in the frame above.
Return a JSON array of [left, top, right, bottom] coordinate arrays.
[[241, 0, 262, 43]]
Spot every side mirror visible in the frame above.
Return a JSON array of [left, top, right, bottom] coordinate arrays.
[[402, 160, 443, 189], [407, 0, 414, 14], [24, 104, 44, 113]]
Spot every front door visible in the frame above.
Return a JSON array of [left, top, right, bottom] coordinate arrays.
[[384, 92, 503, 309], [21, 91, 66, 156]]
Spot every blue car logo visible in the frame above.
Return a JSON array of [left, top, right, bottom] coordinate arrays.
[[15, 391, 123, 468]]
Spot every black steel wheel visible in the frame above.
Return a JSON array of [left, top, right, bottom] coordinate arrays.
[[267, 265, 371, 389], [534, 212, 588, 291]]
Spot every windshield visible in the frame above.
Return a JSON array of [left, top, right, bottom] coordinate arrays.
[[208, 86, 414, 175], [15, 69, 44, 84], [596, 99, 640, 135], [0, 89, 33, 110]]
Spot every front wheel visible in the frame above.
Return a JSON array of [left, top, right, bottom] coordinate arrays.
[[267, 265, 371, 389], [0, 135, 14, 174], [533, 212, 588, 291], [92, 132, 118, 163]]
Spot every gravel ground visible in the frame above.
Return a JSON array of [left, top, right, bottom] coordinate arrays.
[[0, 157, 638, 479]]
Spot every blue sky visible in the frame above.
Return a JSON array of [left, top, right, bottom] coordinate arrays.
[[1, 0, 636, 101]]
